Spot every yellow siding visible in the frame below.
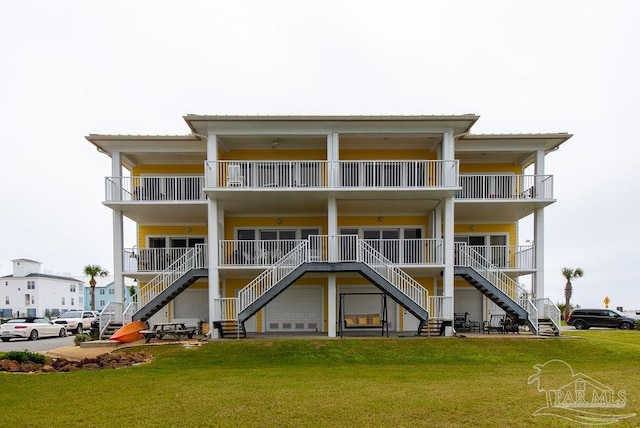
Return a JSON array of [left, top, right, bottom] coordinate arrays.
[[460, 163, 523, 174], [341, 148, 435, 161], [455, 223, 517, 247], [223, 149, 326, 161], [133, 164, 204, 175]]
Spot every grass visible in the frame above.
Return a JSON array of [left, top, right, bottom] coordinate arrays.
[[2, 331, 640, 427]]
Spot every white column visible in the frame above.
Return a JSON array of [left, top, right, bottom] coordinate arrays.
[[327, 197, 337, 337], [327, 132, 339, 187], [441, 131, 455, 336], [111, 151, 125, 318], [206, 132, 221, 338], [533, 150, 545, 309]]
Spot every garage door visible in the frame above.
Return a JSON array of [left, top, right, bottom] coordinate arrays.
[[454, 288, 483, 323], [265, 286, 322, 332]]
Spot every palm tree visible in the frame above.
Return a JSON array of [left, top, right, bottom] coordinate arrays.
[[562, 267, 584, 320], [83, 265, 109, 311]]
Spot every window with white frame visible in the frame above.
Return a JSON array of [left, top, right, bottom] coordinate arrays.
[[109, 289, 114, 295], [99, 300, 105, 307], [100, 289, 105, 295], [71, 298, 74, 306], [27, 280, 35, 290], [61, 297, 65, 305], [70, 284, 76, 292], [4, 296, 8, 305]]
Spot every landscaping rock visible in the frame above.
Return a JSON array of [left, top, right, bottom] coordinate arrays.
[[0, 351, 152, 373]]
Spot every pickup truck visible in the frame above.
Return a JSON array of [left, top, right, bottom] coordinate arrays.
[[52, 310, 99, 334]]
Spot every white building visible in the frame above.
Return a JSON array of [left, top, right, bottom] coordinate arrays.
[[0, 259, 85, 318]]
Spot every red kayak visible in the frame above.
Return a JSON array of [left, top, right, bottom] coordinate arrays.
[[110, 321, 147, 343]]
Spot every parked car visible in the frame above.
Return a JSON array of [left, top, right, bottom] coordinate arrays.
[[567, 309, 638, 330], [51, 310, 99, 334], [0, 317, 67, 341]]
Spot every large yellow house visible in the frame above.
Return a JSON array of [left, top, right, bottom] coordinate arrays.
[[87, 115, 571, 338]]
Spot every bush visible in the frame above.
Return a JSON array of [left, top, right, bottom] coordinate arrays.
[[1, 350, 45, 364], [74, 333, 91, 346]]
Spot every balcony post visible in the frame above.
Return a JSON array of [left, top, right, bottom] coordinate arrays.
[[207, 197, 220, 338], [534, 150, 545, 310]]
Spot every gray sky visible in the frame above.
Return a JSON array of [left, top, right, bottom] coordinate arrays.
[[1, 1, 638, 309]]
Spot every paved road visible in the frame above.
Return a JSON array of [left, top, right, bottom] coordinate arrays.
[[0, 334, 77, 353]]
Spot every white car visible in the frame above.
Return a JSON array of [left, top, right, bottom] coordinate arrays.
[[0, 317, 67, 342], [51, 310, 99, 334]]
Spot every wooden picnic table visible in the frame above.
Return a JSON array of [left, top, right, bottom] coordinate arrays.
[[140, 322, 197, 343]]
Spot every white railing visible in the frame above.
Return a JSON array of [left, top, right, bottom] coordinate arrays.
[[205, 160, 459, 189], [122, 301, 138, 325], [362, 239, 443, 265], [358, 239, 427, 309], [212, 297, 238, 321], [467, 245, 535, 270], [457, 244, 537, 331], [135, 244, 208, 308], [457, 174, 553, 199], [429, 296, 453, 320], [536, 298, 561, 328], [218, 239, 305, 266], [124, 247, 192, 272], [98, 301, 123, 337], [105, 176, 206, 202], [237, 241, 309, 313]]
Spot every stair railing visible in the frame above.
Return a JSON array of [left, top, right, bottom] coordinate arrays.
[[358, 239, 428, 310], [458, 245, 538, 331], [429, 296, 453, 320], [212, 297, 238, 322], [535, 298, 561, 329], [133, 243, 208, 308], [98, 301, 123, 338], [237, 240, 308, 313]]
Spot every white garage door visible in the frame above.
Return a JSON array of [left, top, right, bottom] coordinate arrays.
[[174, 289, 208, 320], [265, 286, 322, 332], [454, 288, 483, 323]]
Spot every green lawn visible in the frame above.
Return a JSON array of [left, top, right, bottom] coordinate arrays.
[[2, 331, 639, 427]]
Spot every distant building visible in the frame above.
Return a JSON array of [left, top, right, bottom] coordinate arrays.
[[83, 277, 137, 311], [0, 259, 84, 318]]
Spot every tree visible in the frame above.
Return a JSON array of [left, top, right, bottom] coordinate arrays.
[[83, 265, 109, 311], [562, 267, 584, 321]]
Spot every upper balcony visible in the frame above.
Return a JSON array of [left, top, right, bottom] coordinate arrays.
[[455, 174, 554, 222]]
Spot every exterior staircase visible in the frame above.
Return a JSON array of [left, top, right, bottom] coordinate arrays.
[[99, 321, 123, 340], [214, 235, 431, 336], [213, 320, 247, 338], [537, 318, 560, 336], [455, 245, 539, 334]]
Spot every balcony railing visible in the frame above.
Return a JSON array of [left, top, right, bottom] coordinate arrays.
[[219, 240, 305, 266], [105, 176, 206, 202], [456, 174, 553, 199], [467, 245, 535, 270], [124, 247, 192, 272], [205, 160, 459, 189]]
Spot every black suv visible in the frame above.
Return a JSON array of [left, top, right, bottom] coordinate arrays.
[[567, 309, 637, 330]]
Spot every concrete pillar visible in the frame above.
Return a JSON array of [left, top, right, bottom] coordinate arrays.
[[110, 151, 125, 317], [206, 132, 221, 338], [533, 150, 545, 309]]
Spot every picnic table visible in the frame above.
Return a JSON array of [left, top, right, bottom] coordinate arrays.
[[140, 322, 197, 343]]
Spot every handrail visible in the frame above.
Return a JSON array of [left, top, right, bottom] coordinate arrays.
[[358, 239, 428, 308], [236, 240, 309, 313], [429, 296, 453, 320], [457, 174, 553, 199], [134, 244, 208, 308], [105, 175, 206, 202], [535, 298, 561, 328], [212, 297, 238, 321], [98, 301, 123, 338], [205, 160, 459, 189]]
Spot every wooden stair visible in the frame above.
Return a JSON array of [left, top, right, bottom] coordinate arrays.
[[213, 320, 246, 338]]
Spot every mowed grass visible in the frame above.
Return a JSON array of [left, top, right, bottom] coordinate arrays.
[[2, 331, 640, 427]]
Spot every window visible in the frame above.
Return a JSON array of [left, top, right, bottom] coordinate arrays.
[[61, 297, 65, 305], [109, 289, 114, 295], [71, 298, 74, 306], [99, 300, 105, 307], [4, 296, 8, 305], [27, 280, 35, 290], [25, 294, 31, 306], [70, 284, 76, 292], [100, 289, 105, 295]]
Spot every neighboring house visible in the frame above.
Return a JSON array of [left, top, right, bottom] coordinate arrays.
[[87, 114, 571, 337], [82, 277, 137, 312], [0, 259, 84, 318]]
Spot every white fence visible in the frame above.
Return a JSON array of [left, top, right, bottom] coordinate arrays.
[[105, 176, 206, 202], [457, 174, 553, 199]]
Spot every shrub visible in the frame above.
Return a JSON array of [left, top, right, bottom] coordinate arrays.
[[74, 333, 91, 346], [2, 350, 45, 364]]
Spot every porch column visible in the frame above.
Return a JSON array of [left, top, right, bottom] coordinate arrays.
[[208, 197, 220, 338], [207, 132, 221, 338], [327, 132, 339, 187], [327, 197, 337, 337], [533, 150, 545, 311], [111, 151, 124, 318], [442, 131, 455, 336]]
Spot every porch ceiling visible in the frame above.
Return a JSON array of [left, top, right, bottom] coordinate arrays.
[[104, 201, 208, 223], [454, 199, 555, 223]]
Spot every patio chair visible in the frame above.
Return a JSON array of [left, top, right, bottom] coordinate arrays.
[[227, 164, 245, 186], [483, 314, 505, 334]]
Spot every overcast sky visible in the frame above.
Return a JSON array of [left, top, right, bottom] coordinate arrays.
[[1, 1, 638, 310]]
